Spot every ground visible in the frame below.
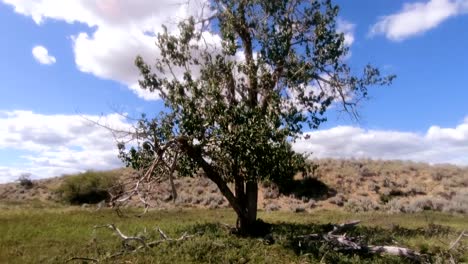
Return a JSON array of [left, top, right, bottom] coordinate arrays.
[[0, 202, 466, 263], [1, 159, 467, 263]]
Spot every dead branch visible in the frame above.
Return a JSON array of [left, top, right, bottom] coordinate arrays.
[[328, 220, 361, 235], [69, 224, 199, 263], [366, 245, 421, 261], [80, 111, 184, 216], [66, 257, 99, 263], [94, 224, 148, 250], [448, 230, 467, 251], [294, 220, 424, 262], [147, 228, 198, 247]]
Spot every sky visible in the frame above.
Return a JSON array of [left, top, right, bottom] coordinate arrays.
[[0, 0, 467, 183]]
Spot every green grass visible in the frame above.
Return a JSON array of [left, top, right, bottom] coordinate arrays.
[[0, 204, 466, 263]]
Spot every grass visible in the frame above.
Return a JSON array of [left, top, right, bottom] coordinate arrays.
[[0, 203, 467, 263]]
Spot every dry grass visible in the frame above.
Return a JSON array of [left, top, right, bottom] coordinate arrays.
[[1, 159, 467, 214], [310, 159, 468, 213]]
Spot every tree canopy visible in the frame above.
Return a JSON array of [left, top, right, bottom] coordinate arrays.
[[116, 0, 394, 235]]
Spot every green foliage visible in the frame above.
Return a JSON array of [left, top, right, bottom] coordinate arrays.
[[55, 171, 118, 205]]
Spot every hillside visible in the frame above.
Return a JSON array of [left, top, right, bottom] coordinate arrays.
[[1, 159, 467, 214]]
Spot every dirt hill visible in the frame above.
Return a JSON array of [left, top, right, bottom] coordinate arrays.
[[1, 159, 467, 214]]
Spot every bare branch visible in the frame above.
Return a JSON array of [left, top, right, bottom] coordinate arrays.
[[449, 230, 467, 251], [294, 220, 424, 262], [66, 257, 99, 263]]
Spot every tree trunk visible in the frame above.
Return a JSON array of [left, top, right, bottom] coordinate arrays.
[[237, 180, 258, 235], [178, 137, 246, 219], [178, 137, 259, 236]]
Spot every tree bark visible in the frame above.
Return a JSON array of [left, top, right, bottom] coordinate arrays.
[[246, 180, 258, 223], [237, 180, 258, 235], [178, 137, 260, 236], [177, 137, 246, 219]]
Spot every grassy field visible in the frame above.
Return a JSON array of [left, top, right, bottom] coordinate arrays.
[[0, 203, 466, 263]]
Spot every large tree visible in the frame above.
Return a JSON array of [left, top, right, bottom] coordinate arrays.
[[117, 0, 394, 235]]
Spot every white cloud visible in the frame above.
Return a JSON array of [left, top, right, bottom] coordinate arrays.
[[32, 45, 56, 65], [5, 1, 355, 99], [293, 117, 468, 166], [369, 0, 468, 41], [337, 18, 355, 47], [1, 110, 467, 183], [3, 0, 210, 100], [0, 110, 133, 183]]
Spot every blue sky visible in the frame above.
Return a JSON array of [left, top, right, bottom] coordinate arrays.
[[0, 0, 467, 183]]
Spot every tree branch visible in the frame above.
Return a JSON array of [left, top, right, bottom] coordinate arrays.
[[177, 136, 246, 218]]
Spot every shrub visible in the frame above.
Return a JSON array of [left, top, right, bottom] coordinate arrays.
[[329, 194, 346, 206], [405, 196, 448, 213], [263, 185, 280, 199], [194, 186, 204, 195], [17, 173, 34, 189], [443, 190, 468, 214], [178, 194, 193, 204], [345, 197, 379, 212], [306, 199, 317, 209], [379, 193, 393, 204], [55, 171, 118, 205], [385, 197, 407, 213], [265, 203, 280, 212], [292, 206, 306, 213]]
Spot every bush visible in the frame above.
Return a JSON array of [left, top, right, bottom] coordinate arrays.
[[17, 173, 34, 189], [265, 203, 280, 212], [263, 184, 280, 199], [329, 194, 346, 206], [55, 171, 118, 205], [405, 196, 448, 213], [345, 197, 379, 212], [385, 197, 407, 213], [443, 190, 468, 214]]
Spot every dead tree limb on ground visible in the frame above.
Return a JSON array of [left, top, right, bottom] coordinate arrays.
[[294, 220, 424, 262], [67, 224, 199, 263], [448, 230, 467, 251]]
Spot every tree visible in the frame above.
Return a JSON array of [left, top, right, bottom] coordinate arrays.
[[116, 0, 394, 235]]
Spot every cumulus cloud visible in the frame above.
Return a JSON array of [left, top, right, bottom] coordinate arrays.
[[1, 110, 467, 183], [3, 0, 210, 100], [32, 45, 56, 65], [5, 1, 356, 99], [293, 117, 468, 166], [0, 110, 133, 183], [369, 0, 468, 41]]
